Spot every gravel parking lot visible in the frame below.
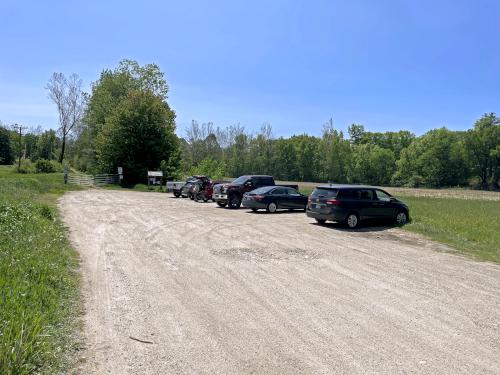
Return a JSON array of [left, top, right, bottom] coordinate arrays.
[[59, 189, 500, 374]]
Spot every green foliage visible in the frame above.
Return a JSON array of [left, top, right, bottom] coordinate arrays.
[[351, 144, 395, 185], [35, 130, 59, 161], [189, 158, 226, 181], [274, 138, 297, 180], [34, 159, 62, 174], [317, 123, 352, 183], [464, 113, 500, 188], [16, 159, 35, 174], [401, 195, 500, 263], [179, 117, 498, 189], [96, 90, 178, 183], [348, 124, 415, 158], [74, 59, 179, 178], [0, 166, 79, 373], [160, 148, 181, 180], [0, 125, 13, 164], [392, 128, 469, 187]]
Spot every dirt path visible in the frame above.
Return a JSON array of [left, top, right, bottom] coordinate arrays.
[[59, 189, 500, 374]]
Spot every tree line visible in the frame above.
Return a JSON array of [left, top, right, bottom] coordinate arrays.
[[1, 59, 498, 189], [182, 115, 499, 189]]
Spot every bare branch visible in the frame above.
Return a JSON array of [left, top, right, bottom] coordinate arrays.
[[46, 72, 86, 162]]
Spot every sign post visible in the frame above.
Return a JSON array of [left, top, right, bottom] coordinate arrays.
[[64, 165, 69, 184], [117, 167, 123, 184]]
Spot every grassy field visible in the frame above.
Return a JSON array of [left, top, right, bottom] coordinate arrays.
[[0, 166, 80, 374], [399, 195, 500, 263]]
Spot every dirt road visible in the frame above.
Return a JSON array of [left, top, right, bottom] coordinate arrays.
[[59, 189, 500, 374]]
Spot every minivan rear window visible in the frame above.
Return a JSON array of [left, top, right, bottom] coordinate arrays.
[[311, 188, 338, 198], [337, 189, 358, 199]]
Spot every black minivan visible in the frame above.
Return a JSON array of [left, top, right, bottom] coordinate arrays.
[[306, 185, 409, 228]]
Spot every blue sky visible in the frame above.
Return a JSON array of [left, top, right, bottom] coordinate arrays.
[[0, 0, 499, 137]]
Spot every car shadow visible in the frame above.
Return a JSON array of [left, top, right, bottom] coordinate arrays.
[[247, 209, 307, 215], [310, 218, 406, 232]]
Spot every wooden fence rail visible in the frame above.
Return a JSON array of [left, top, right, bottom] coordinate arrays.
[[67, 173, 120, 187]]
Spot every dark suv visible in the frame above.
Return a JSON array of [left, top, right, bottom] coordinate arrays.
[[306, 185, 409, 228]]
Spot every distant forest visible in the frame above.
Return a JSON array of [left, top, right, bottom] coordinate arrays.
[[1, 60, 499, 189], [178, 115, 499, 189]]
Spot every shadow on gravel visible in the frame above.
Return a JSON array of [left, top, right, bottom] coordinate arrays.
[[247, 209, 307, 215], [310, 218, 405, 232]]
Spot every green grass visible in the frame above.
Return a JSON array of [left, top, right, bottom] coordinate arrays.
[[0, 165, 81, 374], [400, 195, 500, 263]]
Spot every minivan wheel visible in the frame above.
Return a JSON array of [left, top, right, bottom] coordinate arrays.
[[346, 213, 359, 229], [395, 211, 408, 225], [315, 218, 326, 225], [267, 202, 277, 213], [228, 195, 241, 209]]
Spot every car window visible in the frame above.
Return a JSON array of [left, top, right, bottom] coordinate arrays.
[[256, 177, 273, 186], [286, 187, 299, 195], [232, 176, 249, 184], [375, 189, 392, 200], [272, 188, 286, 195], [311, 188, 338, 198], [337, 189, 358, 199], [252, 186, 273, 194], [358, 189, 374, 200]]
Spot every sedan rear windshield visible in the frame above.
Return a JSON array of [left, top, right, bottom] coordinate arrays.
[[250, 186, 274, 194], [311, 188, 338, 198]]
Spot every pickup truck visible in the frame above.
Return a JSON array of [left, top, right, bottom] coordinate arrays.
[[212, 175, 299, 209], [166, 175, 208, 197]]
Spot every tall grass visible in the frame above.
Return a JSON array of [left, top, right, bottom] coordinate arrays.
[[400, 195, 500, 263], [0, 166, 80, 374]]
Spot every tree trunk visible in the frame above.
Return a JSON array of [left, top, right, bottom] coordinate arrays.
[[59, 134, 66, 163]]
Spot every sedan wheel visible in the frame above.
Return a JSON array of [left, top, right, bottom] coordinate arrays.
[[396, 211, 407, 225], [346, 213, 359, 229], [267, 202, 277, 213]]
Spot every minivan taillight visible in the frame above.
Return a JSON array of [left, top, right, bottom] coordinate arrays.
[[326, 199, 341, 206]]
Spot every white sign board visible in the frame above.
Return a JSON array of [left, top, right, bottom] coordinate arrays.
[[148, 171, 163, 177], [117, 167, 123, 175]]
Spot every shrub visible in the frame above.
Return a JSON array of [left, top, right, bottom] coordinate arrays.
[[16, 159, 34, 174], [34, 159, 63, 174]]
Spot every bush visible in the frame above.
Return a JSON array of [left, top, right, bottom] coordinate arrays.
[[35, 159, 55, 173], [16, 159, 34, 174], [34, 159, 63, 174]]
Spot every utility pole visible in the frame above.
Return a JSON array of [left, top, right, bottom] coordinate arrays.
[[12, 124, 27, 171]]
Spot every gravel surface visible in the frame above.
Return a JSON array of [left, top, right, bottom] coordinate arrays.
[[59, 189, 500, 374]]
